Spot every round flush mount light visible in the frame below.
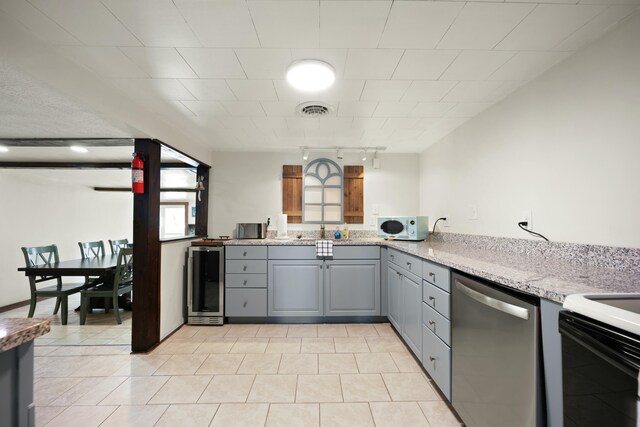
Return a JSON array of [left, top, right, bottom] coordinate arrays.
[[286, 60, 335, 92], [70, 146, 88, 153], [0, 146, 9, 153]]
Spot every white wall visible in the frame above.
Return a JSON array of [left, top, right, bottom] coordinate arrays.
[[160, 240, 191, 340], [209, 152, 420, 237], [419, 13, 640, 248], [0, 169, 133, 307]]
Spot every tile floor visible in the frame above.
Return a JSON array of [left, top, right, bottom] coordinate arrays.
[[32, 323, 463, 426]]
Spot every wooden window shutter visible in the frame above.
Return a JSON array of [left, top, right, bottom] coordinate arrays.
[[282, 165, 302, 223], [343, 165, 364, 224]]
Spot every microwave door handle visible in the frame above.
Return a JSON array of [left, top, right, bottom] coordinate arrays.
[[455, 280, 530, 321]]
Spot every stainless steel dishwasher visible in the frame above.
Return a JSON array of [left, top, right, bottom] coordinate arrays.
[[452, 272, 544, 427]]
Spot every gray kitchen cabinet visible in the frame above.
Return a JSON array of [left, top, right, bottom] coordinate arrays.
[[402, 272, 423, 357], [268, 260, 324, 316], [387, 265, 402, 331], [225, 288, 267, 317], [324, 260, 380, 316]]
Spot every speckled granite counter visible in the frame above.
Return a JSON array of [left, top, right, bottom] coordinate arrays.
[[0, 318, 50, 352], [223, 237, 640, 303]]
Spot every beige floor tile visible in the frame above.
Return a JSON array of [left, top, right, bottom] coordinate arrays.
[[301, 338, 335, 353], [35, 406, 65, 427], [194, 338, 237, 353], [34, 346, 59, 357], [334, 337, 370, 353], [71, 355, 131, 377], [100, 404, 168, 427], [374, 323, 397, 337], [266, 403, 320, 427], [390, 351, 422, 372], [296, 375, 343, 403], [50, 376, 127, 406], [210, 403, 269, 427], [154, 341, 200, 354], [317, 324, 348, 338], [45, 405, 118, 427], [287, 324, 318, 338], [365, 336, 407, 353], [266, 337, 301, 353], [346, 324, 379, 337], [155, 403, 220, 427], [149, 375, 212, 404], [237, 353, 282, 374], [112, 354, 171, 376], [34, 377, 83, 406], [99, 376, 169, 405], [320, 403, 375, 427], [370, 401, 430, 427], [170, 325, 200, 339], [192, 326, 230, 339], [199, 374, 255, 403], [153, 354, 207, 376], [247, 374, 297, 403], [230, 338, 269, 353], [196, 353, 245, 374], [35, 356, 88, 378], [382, 373, 440, 401], [340, 374, 391, 402], [224, 325, 261, 337], [318, 354, 359, 374], [419, 401, 461, 427], [279, 354, 318, 374], [256, 325, 289, 338], [355, 353, 399, 373]]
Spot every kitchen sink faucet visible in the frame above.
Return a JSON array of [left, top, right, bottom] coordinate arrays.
[[320, 224, 325, 239]]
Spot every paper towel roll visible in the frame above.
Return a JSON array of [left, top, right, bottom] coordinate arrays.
[[276, 213, 288, 238]]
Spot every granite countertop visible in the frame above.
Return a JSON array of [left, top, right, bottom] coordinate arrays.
[[0, 318, 51, 352], [223, 237, 640, 304]]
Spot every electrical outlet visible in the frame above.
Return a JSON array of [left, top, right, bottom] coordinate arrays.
[[521, 210, 532, 230], [468, 205, 478, 220], [370, 215, 378, 227]]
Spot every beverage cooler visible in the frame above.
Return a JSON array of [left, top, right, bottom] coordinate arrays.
[[187, 246, 224, 325]]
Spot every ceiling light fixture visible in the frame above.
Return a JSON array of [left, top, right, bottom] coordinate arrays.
[[70, 146, 88, 153], [286, 60, 335, 92], [336, 148, 344, 160], [302, 148, 309, 161], [0, 146, 8, 153], [362, 150, 367, 162]]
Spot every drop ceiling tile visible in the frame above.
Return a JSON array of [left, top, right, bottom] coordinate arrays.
[[217, 117, 257, 130], [247, 1, 319, 48], [443, 81, 503, 102], [178, 48, 246, 79], [401, 81, 458, 102], [113, 78, 196, 101], [379, 1, 464, 48], [59, 46, 148, 78], [260, 100, 299, 117], [29, 0, 140, 46], [490, 51, 570, 81], [344, 49, 404, 79], [437, 3, 536, 50], [274, 128, 305, 138], [168, 100, 196, 116], [496, 4, 607, 51], [362, 128, 395, 139], [392, 50, 459, 80], [318, 117, 354, 131], [431, 117, 469, 133], [382, 118, 421, 131], [286, 117, 319, 131], [337, 101, 378, 117], [102, 0, 199, 47], [221, 101, 266, 117], [174, 0, 259, 47], [0, 0, 80, 45], [361, 80, 412, 101], [414, 117, 444, 130], [319, 1, 392, 48], [120, 47, 197, 78], [291, 49, 348, 78], [373, 101, 418, 117], [440, 50, 516, 81], [390, 129, 425, 140], [235, 49, 292, 79], [178, 79, 237, 101], [252, 117, 288, 130], [444, 102, 492, 118], [273, 79, 365, 102], [409, 102, 457, 118], [226, 80, 278, 101], [352, 117, 388, 130], [181, 100, 229, 116]]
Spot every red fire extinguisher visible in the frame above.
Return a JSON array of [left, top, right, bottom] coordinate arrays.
[[132, 152, 144, 194]]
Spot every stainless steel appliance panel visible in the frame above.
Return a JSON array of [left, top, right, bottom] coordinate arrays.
[[236, 223, 268, 239], [187, 246, 224, 325], [452, 273, 542, 427]]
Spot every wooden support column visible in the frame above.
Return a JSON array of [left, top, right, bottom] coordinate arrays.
[[132, 139, 161, 352], [195, 164, 209, 237]]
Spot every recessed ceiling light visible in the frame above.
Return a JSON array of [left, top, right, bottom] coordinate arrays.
[[0, 146, 8, 153], [286, 60, 335, 92], [70, 146, 88, 153]]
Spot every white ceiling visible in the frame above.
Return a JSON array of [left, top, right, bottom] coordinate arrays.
[[0, 0, 637, 153]]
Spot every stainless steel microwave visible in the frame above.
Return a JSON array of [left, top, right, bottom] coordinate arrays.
[[377, 216, 429, 241], [236, 223, 268, 239]]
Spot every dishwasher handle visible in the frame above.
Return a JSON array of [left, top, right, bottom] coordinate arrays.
[[455, 279, 530, 321]]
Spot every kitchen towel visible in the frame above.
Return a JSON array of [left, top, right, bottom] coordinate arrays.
[[316, 239, 333, 257]]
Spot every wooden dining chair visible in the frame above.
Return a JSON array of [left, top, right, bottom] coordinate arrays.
[[78, 240, 106, 288], [20, 244, 87, 325], [108, 239, 129, 255], [80, 247, 133, 325]]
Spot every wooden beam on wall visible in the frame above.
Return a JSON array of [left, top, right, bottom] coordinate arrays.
[[94, 187, 197, 192], [0, 161, 196, 170], [195, 165, 209, 236]]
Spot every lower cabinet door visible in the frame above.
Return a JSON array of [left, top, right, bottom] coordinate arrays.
[[388, 266, 402, 331], [401, 273, 422, 357], [225, 288, 267, 317], [324, 260, 380, 316], [268, 260, 324, 316], [422, 325, 451, 401]]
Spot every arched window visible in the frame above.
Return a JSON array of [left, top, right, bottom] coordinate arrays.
[[303, 158, 344, 224]]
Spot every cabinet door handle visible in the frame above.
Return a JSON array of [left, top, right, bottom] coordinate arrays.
[[429, 272, 436, 278], [390, 255, 395, 260], [326, 264, 329, 269], [243, 251, 247, 256], [406, 261, 411, 268], [243, 265, 247, 271], [428, 320, 435, 326], [243, 280, 247, 286], [429, 356, 436, 362], [243, 301, 247, 308]]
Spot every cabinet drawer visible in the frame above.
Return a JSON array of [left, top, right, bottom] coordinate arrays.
[[423, 281, 450, 319], [333, 246, 380, 260], [226, 246, 267, 260], [422, 260, 450, 292], [268, 246, 317, 260], [422, 325, 451, 401], [225, 274, 267, 288], [226, 260, 267, 274], [388, 249, 422, 277], [422, 303, 451, 345], [226, 288, 267, 317]]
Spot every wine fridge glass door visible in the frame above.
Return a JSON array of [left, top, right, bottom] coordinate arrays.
[[190, 248, 223, 316]]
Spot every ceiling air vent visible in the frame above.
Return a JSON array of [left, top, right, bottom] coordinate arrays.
[[296, 102, 334, 117]]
